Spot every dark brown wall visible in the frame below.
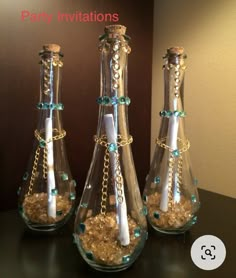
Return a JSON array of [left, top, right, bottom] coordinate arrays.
[[0, 0, 153, 211]]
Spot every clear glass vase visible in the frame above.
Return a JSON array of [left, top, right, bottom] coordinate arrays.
[[74, 25, 147, 272], [143, 47, 200, 234], [18, 44, 76, 232]]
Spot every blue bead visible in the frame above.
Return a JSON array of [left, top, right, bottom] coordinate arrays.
[[125, 97, 131, 105], [159, 110, 166, 117], [119, 96, 126, 104], [166, 110, 172, 117], [103, 96, 110, 105], [39, 139, 46, 148], [143, 195, 148, 202], [142, 206, 148, 216], [79, 223, 86, 233], [153, 211, 160, 219], [96, 97, 103, 105], [69, 192, 76, 200], [51, 189, 58, 196], [56, 210, 63, 216], [86, 251, 94, 261], [61, 173, 69, 181], [57, 103, 64, 110], [108, 143, 118, 152], [122, 255, 131, 264], [154, 176, 161, 184], [22, 172, 29, 181], [172, 149, 180, 157], [194, 178, 198, 186], [111, 96, 118, 105], [49, 103, 55, 109], [174, 110, 180, 117], [134, 227, 141, 238], [192, 216, 198, 224], [191, 194, 197, 203]]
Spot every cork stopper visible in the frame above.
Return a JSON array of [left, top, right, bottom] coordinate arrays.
[[43, 44, 61, 53], [104, 25, 126, 36], [167, 47, 184, 56]]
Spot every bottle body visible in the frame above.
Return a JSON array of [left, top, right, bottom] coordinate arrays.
[[18, 44, 76, 232], [74, 25, 147, 272], [143, 47, 200, 234]]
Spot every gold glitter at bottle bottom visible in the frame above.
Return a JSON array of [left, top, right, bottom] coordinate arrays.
[[78, 212, 142, 266], [147, 192, 192, 229], [22, 193, 72, 224]]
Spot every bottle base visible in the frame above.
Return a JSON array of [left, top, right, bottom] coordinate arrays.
[[86, 261, 131, 272], [19, 206, 74, 232], [149, 215, 197, 235]]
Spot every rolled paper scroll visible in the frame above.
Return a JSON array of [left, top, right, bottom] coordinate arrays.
[[45, 117, 56, 218], [104, 114, 130, 246]]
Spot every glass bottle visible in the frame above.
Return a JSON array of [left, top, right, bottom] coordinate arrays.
[[143, 47, 200, 234], [74, 25, 147, 272], [18, 44, 76, 232]]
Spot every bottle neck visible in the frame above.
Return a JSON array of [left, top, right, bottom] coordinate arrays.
[[163, 53, 186, 112], [96, 35, 131, 137], [37, 51, 64, 131]]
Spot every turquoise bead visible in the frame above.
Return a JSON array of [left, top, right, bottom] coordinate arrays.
[[142, 206, 148, 216], [122, 255, 131, 264], [143, 195, 148, 202], [86, 251, 94, 261], [57, 103, 64, 110], [119, 96, 126, 104], [51, 189, 58, 196], [39, 139, 46, 148], [79, 223, 86, 233], [192, 216, 198, 224], [22, 172, 29, 181], [172, 149, 180, 157], [111, 96, 118, 105], [159, 110, 166, 117], [153, 211, 160, 219], [61, 173, 69, 181], [103, 96, 110, 105], [134, 227, 141, 238], [56, 210, 63, 216], [174, 110, 180, 117], [69, 192, 76, 200], [166, 110, 172, 117], [125, 97, 131, 105], [96, 97, 103, 104], [154, 176, 161, 184], [108, 143, 118, 152], [191, 194, 197, 203]]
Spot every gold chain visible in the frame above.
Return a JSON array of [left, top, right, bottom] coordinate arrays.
[[156, 137, 189, 210], [95, 134, 133, 214], [114, 152, 124, 204], [42, 60, 51, 96], [27, 129, 66, 195], [28, 146, 41, 195], [155, 137, 190, 153], [100, 148, 110, 215]]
